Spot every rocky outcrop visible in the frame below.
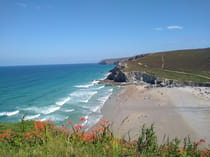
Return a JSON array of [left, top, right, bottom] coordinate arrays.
[[105, 65, 210, 87], [107, 66, 127, 82]]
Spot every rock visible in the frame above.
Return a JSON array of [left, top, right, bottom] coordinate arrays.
[[104, 64, 210, 87]]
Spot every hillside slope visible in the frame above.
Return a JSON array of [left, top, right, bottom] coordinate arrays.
[[105, 48, 210, 86]]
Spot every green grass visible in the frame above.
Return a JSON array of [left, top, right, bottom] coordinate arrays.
[[124, 48, 210, 83], [0, 119, 209, 157]]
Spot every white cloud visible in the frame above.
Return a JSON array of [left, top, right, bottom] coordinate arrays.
[[154, 27, 163, 31], [167, 25, 183, 30], [16, 2, 27, 8]]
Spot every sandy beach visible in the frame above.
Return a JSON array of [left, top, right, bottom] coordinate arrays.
[[101, 85, 210, 144]]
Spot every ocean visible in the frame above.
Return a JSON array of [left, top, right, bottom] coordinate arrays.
[[0, 64, 116, 129]]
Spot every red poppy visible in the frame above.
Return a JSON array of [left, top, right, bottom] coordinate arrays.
[[194, 142, 198, 146]]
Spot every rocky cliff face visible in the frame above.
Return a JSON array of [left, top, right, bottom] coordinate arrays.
[[105, 65, 210, 87]]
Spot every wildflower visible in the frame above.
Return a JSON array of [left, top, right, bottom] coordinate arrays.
[[67, 121, 72, 124], [78, 124, 82, 129], [200, 139, 206, 143], [46, 120, 49, 123], [99, 126, 103, 131], [80, 117, 84, 121], [100, 120, 104, 124], [75, 125, 79, 129], [83, 118, 87, 121], [194, 142, 198, 146]]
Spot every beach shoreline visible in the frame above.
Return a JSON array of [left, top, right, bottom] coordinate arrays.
[[100, 85, 210, 144]]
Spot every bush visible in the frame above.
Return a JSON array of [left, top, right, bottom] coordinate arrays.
[[0, 118, 209, 157]]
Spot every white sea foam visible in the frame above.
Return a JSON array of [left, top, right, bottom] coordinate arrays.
[[92, 106, 101, 112], [98, 95, 110, 104], [56, 97, 71, 106], [85, 115, 102, 131], [70, 90, 98, 103], [64, 109, 75, 112], [0, 110, 19, 117], [92, 80, 99, 84], [23, 106, 61, 115], [75, 80, 99, 88], [103, 72, 111, 79], [80, 91, 98, 103], [74, 84, 93, 88], [40, 118, 47, 121], [95, 89, 113, 112], [96, 86, 105, 90], [41, 115, 64, 122], [81, 115, 89, 126], [25, 114, 40, 120], [44, 106, 61, 115]]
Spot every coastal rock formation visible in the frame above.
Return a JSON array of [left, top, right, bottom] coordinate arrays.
[[107, 66, 127, 82], [101, 48, 210, 87], [104, 65, 210, 87]]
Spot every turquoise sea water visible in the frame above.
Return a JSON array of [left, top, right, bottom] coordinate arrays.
[[0, 64, 115, 128]]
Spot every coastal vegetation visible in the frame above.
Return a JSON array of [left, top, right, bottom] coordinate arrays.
[[125, 48, 210, 83], [101, 48, 210, 85], [0, 118, 209, 157]]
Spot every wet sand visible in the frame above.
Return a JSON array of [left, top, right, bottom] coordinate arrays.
[[101, 85, 210, 144]]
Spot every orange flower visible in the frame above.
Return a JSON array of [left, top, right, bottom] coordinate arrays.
[[100, 120, 104, 124], [99, 127, 103, 131]]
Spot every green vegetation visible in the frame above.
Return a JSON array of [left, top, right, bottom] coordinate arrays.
[[0, 118, 209, 157], [124, 48, 210, 83]]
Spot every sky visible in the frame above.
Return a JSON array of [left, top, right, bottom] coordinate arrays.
[[0, 0, 210, 66]]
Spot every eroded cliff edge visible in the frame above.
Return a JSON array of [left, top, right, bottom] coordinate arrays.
[[99, 48, 210, 87]]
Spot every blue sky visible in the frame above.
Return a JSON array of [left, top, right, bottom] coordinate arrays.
[[0, 0, 210, 66]]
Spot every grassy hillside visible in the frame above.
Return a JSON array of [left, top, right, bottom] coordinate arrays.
[[0, 119, 209, 157], [124, 48, 210, 83]]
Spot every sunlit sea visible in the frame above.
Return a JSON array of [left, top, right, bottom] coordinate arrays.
[[0, 64, 116, 128]]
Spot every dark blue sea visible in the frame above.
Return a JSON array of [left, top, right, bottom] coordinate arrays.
[[0, 64, 116, 128]]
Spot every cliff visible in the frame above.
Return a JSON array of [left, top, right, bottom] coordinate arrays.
[[102, 48, 210, 87], [98, 57, 129, 65], [98, 54, 148, 65]]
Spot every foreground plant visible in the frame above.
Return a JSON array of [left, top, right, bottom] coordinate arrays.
[[0, 118, 209, 157]]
